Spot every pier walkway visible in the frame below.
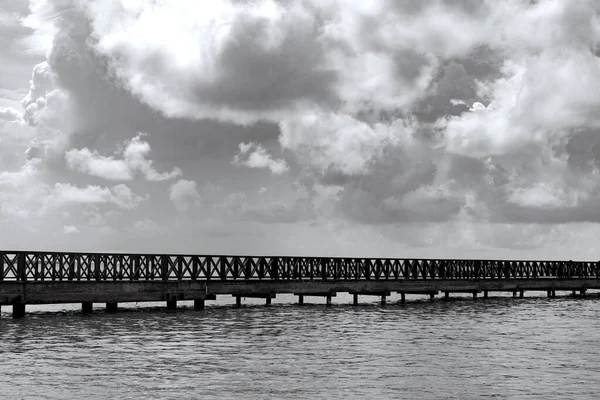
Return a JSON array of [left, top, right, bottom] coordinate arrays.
[[1, 251, 600, 317]]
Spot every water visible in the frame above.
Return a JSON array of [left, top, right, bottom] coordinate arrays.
[[1, 293, 600, 399]]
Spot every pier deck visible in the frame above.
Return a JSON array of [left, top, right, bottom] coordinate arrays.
[[1, 251, 599, 317]]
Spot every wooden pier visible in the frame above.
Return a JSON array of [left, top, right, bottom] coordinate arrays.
[[1, 251, 600, 317]]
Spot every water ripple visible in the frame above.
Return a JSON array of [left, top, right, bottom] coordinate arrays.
[[1, 296, 600, 399]]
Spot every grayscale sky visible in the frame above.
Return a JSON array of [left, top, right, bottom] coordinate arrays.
[[1, 0, 600, 259]]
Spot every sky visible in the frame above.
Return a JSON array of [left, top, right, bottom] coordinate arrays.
[[1, 0, 600, 260]]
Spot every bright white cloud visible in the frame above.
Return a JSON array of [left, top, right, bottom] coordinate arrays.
[[232, 142, 288, 175], [65, 147, 132, 180], [65, 133, 182, 181]]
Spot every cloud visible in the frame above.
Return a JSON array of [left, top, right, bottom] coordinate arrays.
[[65, 133, 182, 181], [63, 224, 78, 234], [242, 199, 315, 224], [133, 218, 166, 236], [280, 111, 414, 176], [169, 179, 201, 212], [48, 182, 146, 210], [2, 0, 600, 257], [79, 0, 337, 125], [232, 142, 288, 174], [65, 147, 132, 180], [0, 106, 22, 121]]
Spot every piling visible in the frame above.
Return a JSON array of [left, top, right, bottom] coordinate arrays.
[[12, 302, 25, 319], [380, 295, 386, 307], [82, 302, 93, 313], [265, 297, 271, 306], [235, 296, 242, 308], [194, 299, 205, 310], [298, 295, 304, 306], [166, 298, 177, 310], [353, 294, 358, 306], [106, 302, 118, 312], [326, 295, 332, 307], [400, 293, 406, 304]]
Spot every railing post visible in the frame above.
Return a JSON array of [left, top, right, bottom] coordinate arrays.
[[220, 256, 226, 281], [18, 252, 26, 282], [321, 258, 327, 281], [0, 251, 4, 282], [293, 258, 299, 280], [68, 255, 75, 281], [271, 258, 279, 280], [192, 256, 199, 280], [134, 256, 140, 280], [95, 254, 101, 281], [161, 255, 169, 281]]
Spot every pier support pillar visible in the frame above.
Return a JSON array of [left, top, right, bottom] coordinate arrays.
[[265, 297, 271, 306], [547, 290, 552, 297], [572, 290, 577, 296], [400, 293, 406, 304], [235, 296, 242, 308], [512, 291, 517, 298], [326, 295, 332, 307], [353, 294, 358, 306], [520, 290, 524, 298], [194, 299, 205, 310], [444, 292, 450, 301], [552, 290, 556, 298], [380, 295, 386, 307], [581, 289, 586, 297], [82, 302, 93, 314], [166, 298, 177, 310], [429, 293, 435, 301], [484, 291, 488, 299], [106, 302, 118, 312], [298, 295, 304, 306], [473, 292, 477, 300], [12, 302, 25, 319]]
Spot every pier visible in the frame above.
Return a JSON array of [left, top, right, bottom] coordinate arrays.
[[1, 251, 600, 317]]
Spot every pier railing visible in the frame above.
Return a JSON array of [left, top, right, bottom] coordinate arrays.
[[1, 251, 599, 282]]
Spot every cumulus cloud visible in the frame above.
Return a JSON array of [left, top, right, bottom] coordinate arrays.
[[280, 111, 414, 176], [65, 133, 182, 181], [2, 0, 600, 256], [169, 179, 202, 212], [232, 142, 288, 174]]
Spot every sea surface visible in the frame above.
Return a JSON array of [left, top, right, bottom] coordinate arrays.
[[1, 292, 600, 399]]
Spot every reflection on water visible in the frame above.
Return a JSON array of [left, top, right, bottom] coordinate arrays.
[[1, 293, 600, 399]]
